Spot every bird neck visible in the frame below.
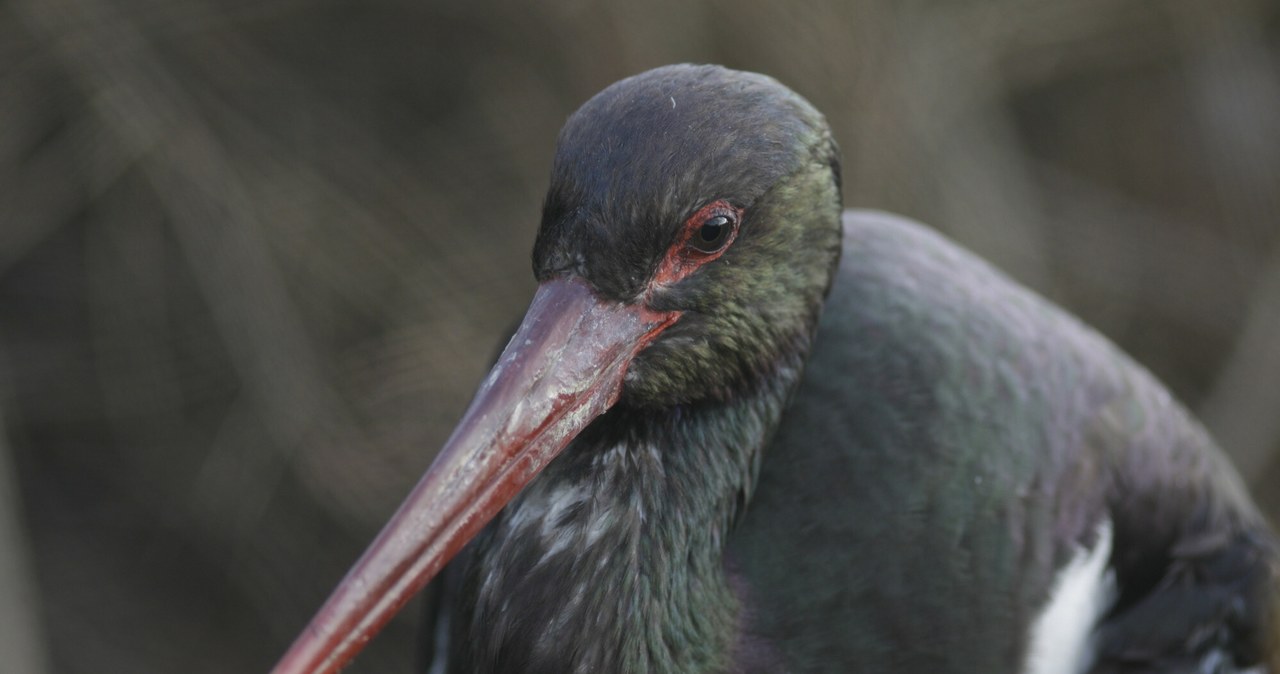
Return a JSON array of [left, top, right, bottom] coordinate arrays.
[[458, 343, 808, 673]]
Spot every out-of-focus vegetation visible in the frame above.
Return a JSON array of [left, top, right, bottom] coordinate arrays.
[[1, 0, 1277, 671]]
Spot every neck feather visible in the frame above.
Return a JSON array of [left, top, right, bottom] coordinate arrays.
[[452, 345, 807, 674]]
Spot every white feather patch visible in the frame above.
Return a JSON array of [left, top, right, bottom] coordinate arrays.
[[1022, 519, 1116, 674]]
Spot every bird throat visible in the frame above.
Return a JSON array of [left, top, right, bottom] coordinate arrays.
[[451, 349, 807, 674]]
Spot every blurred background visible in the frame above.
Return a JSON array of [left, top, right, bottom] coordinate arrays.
[[1, 0, 1278, 671]]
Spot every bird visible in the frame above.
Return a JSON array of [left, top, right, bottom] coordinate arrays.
[[271, 64, 1279, 674]]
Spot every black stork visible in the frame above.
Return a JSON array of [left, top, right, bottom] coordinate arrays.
[[272, 64, 1279, 674]]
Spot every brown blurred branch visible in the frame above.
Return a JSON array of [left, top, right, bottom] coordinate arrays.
[[17, 0, 357, 470], [0, 354, 50, 674], [1201, 253, 1280, 483], [14, 0, 376, 639], [1179, 0, 1280, 484]]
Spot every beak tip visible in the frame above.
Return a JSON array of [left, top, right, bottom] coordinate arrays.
[[269, 279, 679, 673]]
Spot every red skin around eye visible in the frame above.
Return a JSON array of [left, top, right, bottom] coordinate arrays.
[[650, 199, 743, 290]]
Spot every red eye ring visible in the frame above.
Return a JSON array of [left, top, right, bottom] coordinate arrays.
[[681, 201, 741, 257], [648, 200, 743, 292]]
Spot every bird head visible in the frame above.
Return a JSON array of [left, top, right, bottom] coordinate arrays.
[[533, 64, 842, 405], [271, 64, 842, 674]]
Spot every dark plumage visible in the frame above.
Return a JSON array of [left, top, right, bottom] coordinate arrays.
[[273, 65, 1279, 674], [730, 211, 1276, 673]]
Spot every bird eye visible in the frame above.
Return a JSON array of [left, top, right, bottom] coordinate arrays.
[[690, 214, 734, 253]]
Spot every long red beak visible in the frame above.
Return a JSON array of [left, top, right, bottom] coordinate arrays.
[[271, 278, 679, 674]]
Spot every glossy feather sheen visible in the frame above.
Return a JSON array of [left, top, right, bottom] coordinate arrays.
[[430, 210, 1277, 673], [418, 65, 1277, 674], [732, 211, 1275, 673], [449, 352, 803, 673]]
